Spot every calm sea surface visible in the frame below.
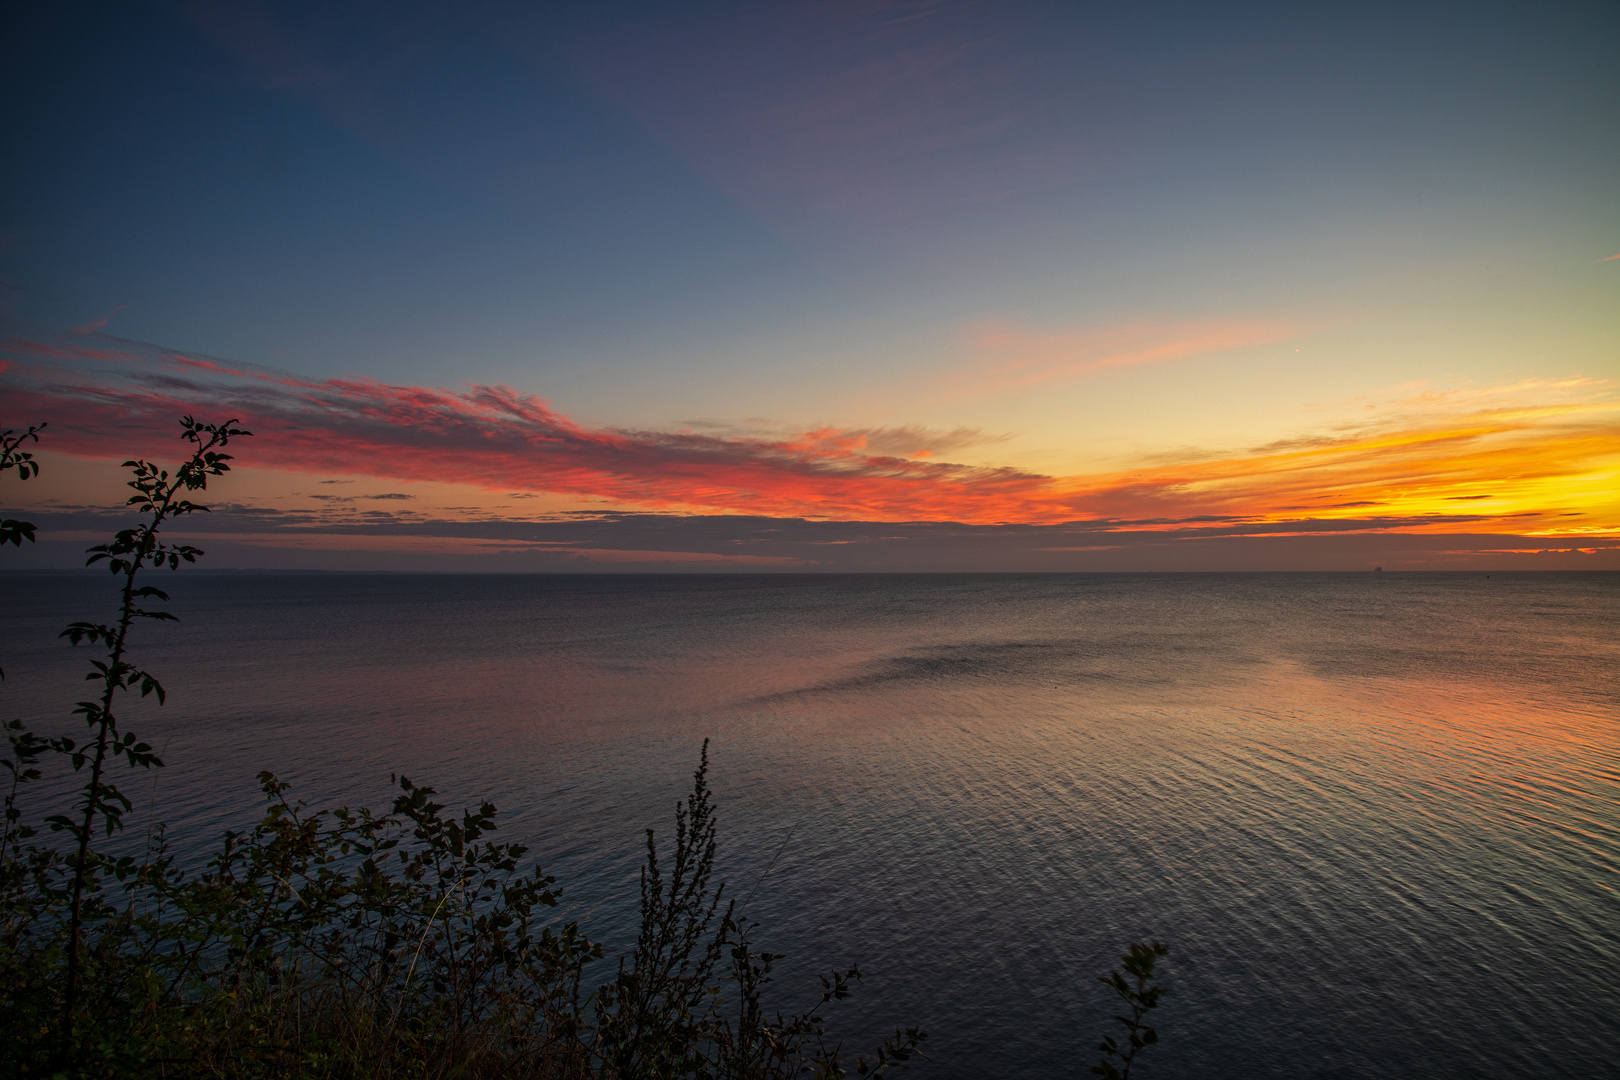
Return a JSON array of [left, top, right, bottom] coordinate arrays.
[[2, 572, 1616, 1078]]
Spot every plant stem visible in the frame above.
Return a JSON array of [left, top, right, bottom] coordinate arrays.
[[62, 501, 159, 1049], [59, 423, 239, 1056]]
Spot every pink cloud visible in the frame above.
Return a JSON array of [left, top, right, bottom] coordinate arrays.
[[4, 331, 1614, 534], [0, 334, 1061, 523], [953, 317, 1301, 392], [3, 336, 124, 364], [69, 305, 128, 336]]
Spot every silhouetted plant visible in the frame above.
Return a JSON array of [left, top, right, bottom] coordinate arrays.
[[3, 749, 926, 1077], [594, 743, 927, 1079], [50, 415, 249, 1053], [1, 422, 54, 1043], [596, 742, 735, 1076], [6, 412, 1176, 1078], [0, 421, 46, 550], [3, 421, 51, 843], [0, 415, 931, 1078], [156, 758, 922, 1079], [1092, 940, 1169, 1080]]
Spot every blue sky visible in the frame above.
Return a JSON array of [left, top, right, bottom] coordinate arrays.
[[3, 0, 1616, 569]]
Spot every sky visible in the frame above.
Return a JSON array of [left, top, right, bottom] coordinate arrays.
[[2, 0, 1617, 571]]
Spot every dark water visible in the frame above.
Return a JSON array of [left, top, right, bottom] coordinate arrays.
[[3, 572, 1617, 1078]]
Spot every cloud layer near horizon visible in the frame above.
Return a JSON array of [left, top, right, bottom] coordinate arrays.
[[9, 503, 1617, 573], [3, 331, 1617, 539]]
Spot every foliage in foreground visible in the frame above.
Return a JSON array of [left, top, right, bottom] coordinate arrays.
[[0, 419, 926, 1078], [1091, 941, 1169, 1080], [0, 417, 1168, 1078], [3, 748, 919, 1078]]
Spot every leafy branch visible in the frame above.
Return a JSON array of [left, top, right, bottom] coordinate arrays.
[[52, 414, 249, 1056], [0, 422, 47, 550], [2, 423, 49, 856], [1092, 940, 1169, 1080]]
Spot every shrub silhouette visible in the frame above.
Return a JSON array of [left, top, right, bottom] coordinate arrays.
[[0, 418, 928, 1079], [1, 415, 1169, 1078]]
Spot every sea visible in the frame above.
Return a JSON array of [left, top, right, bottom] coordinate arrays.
[[2, 571, 1616, 1078]]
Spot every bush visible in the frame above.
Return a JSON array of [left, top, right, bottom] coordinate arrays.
[[2, 415, 1170, 1079], [0, 418, 926, 1079]]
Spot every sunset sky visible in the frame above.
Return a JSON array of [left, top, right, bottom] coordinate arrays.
[[3, 0, 1616, 570]]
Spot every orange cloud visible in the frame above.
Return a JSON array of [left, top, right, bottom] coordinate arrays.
[[3, 332, 1615, 538], [1051, 414, 1619, 535]]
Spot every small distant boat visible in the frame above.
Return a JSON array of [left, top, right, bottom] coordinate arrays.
[[1374, 566, 1383, 572]]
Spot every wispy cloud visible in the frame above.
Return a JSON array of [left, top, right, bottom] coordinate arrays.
[[949, 317, 1301, 393], [2, 331, 1615, 536], [673, 419, 1007, 457], [69, 305, 128, 336], [1065, 416, 1619, 534], [2, 333, 1053, 522]]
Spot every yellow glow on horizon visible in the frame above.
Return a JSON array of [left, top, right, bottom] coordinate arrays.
[[1046, 406, 1619, 534]]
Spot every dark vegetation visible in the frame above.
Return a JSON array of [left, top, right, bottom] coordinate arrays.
[[1091, 942, 1169, 1080], [1, 419, 1168, 1078]]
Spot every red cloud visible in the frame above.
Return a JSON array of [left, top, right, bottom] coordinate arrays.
[[3, 332, 1616, 534], [2, 335, 1062, 522]]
